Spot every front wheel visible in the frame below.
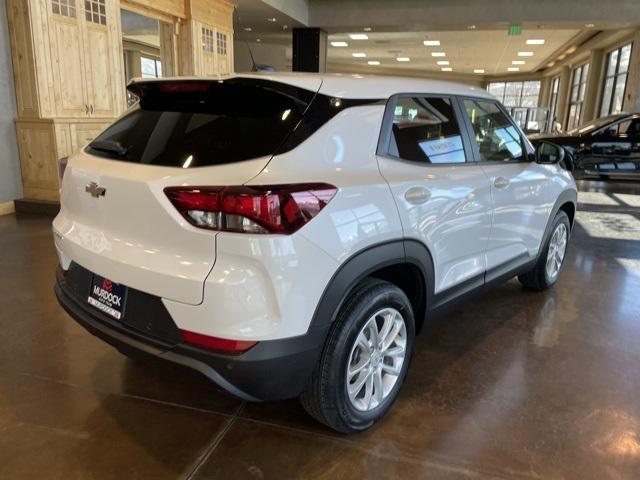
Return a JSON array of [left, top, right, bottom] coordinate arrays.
[[300, 278, 415, 433], [518, 210, 570, 290]]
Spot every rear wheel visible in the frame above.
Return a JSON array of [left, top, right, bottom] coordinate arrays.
[[518, 211, 570, 290], [300, 278, 415, 433]]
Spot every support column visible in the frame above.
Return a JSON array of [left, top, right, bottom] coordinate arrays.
[[292, 28, 327, 72], [583, 49, 604, 122], [538, 76, 552, 108], [623, 30, 640, 112], [556, 66, 571, 130]]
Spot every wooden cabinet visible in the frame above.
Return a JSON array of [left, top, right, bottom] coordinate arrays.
[[7, 0, 125, 120]]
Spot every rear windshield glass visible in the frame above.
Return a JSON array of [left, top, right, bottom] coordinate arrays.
[[86, 79, 316, 167]]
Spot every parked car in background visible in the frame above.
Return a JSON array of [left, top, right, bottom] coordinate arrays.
[[530, 113, 640, 179]]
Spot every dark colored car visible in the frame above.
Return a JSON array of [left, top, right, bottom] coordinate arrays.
[[531, 113, 640, 179]]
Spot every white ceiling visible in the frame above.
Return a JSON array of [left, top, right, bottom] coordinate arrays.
[[326, 29, 581, 75]]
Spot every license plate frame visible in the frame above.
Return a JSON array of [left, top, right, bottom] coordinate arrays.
[[87, 274, 128, 320]]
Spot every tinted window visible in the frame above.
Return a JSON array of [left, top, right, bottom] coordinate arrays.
[[87, 79, 315, 167], [463, 99, 524, 162], [388, 97, 466, 163]]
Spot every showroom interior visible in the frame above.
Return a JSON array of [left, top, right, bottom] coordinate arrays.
[[0, 0, 639, 478]]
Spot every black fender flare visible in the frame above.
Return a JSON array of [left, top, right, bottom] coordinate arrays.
[[308, 240, 434, 332], [536, 189, 577, 262]]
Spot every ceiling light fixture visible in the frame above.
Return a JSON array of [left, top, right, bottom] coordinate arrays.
[[396, 57, 410, 62], [474, 69, 485, 73], [431, 52, 446, 57], [467, 25, 477, 30], [441, 67, 453, 71], [330, 41, 348, 47], [518, 51, 534, 57], [585, 23, 595, 28], [437, 60, 450, 65], [512, 60, 525, 65], [244, 27, 252, 32], [363, 27, 372, 32], [508, 67, 520, 72], [526, 39, 545, 45], [352, 52, 367, 57], [367, 60, 380, 65], [423, 40, 441, 46], [349, 34, 369, 40], [267, 17, 277, 22]]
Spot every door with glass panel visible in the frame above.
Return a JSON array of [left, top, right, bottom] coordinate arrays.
[[460, 98, 551, 275], [376, 95, 493, 295]]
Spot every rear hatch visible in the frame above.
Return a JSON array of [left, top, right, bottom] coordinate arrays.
[[53, 77, 321, 305]]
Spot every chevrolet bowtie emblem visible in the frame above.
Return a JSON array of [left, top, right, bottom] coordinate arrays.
[[85, 182, 106, 198]]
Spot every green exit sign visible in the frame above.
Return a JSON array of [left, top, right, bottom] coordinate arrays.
[[508, 24, 522, 35]]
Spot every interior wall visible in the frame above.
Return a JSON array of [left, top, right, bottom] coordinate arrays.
[[234, 41, 289, 72], [0, 0, 21, 203]]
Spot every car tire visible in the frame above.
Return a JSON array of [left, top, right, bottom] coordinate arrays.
[[518, 210, 570, 291], [300, 278, 415, 433]]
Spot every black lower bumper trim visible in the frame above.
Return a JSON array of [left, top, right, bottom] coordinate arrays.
[[55, 271, 330, 402]]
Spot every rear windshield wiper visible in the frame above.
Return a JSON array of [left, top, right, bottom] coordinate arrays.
[[89, 139, 128, 156]]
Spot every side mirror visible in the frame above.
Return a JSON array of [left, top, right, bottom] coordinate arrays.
[[535, 141, 565, 164]]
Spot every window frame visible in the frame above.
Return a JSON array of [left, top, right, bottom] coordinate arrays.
[[599, 42, 633, 117], [376, 93, 476, 166], [549, 75, 561, 124], [456, 96, 533, 164], [566, 63, 590, 130]]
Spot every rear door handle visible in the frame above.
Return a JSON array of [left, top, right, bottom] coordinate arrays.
[[404, 186, 431, 205], [494, 177, 510, 189]]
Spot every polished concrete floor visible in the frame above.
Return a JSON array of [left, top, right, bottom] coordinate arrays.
[[1, 181, 639, 479]]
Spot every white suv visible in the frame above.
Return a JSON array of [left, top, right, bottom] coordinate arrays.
[[53, 73, 577, 433]]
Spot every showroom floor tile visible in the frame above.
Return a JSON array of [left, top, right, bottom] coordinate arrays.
[[0, 181, 639, 479]]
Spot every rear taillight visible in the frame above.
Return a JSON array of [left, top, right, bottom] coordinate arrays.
[[180, 330, 257, 353], [58, 156, 69, 181], [164, 184, 337, 234]]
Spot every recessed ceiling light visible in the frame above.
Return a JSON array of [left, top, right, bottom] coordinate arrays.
[[350, 34, 369, 40], [585, 23, 595, 28], [330, 41, 348, 47], [547, 62, 555, 67], [518, 51, 534, 57], [244, 27, 252, 32], [352, 52, 366, 57], [431, 52, 446, 57], [267, 17, 277, 22], [256, 38, 261, 42], [423, 40, 441, 46], [512, 60, 525, 65], [363, 27, 372, 32], [396, 57, 410, 62], [467, 25, 477, 30], [474, 69, 485, 74], [526, 39, 545, 45], [566, 46, 577, 54], [508, 67, 520, 71], [558, 54, 566, 60], [367, 60, 380, 65], [437, 60, 450, 65], [441, 67, 453, 71]]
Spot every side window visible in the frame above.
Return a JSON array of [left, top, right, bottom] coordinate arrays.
[[462, 99, 524, 162], [388, 96, 466, 163]]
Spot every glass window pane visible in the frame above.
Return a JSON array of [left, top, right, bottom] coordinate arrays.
[[463, 99, 523, 162], [600, 77, 614, 116], [488, 82, 506, 101], [140, 57, 158, 78], [606, 50, 619, 76], [612, 76, 626, 113], [619, 44, 632, 73], [390, 97, 466, 163]]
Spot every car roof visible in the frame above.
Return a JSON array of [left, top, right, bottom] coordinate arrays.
[[238, 72, 495, 100], [132, 72, 494, 101]]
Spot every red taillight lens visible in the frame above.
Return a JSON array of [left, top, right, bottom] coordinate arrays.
[[164, 184, 337, 234], [180, 330, 257, 353]]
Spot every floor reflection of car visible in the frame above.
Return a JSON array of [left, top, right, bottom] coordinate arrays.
[[530, 113, 640, 179]]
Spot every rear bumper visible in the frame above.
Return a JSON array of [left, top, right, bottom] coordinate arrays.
[[54, 267, 329, 401]]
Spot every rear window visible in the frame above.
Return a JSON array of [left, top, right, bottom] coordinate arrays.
[[86, 79, 316, 167]]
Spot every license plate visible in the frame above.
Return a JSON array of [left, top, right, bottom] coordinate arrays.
[[87, 275, 127, 320]]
